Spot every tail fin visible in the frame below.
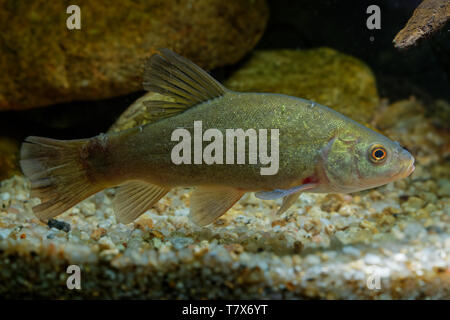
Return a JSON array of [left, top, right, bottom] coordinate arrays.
[[20, 136, 102, 221]]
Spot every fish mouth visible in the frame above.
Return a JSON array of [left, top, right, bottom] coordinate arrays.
[[397, 149, 415, 179], [398, 157, 415, 179], [403, 161, 415, 178]]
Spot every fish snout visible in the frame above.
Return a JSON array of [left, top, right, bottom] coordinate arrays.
[[399, 148, 415, 178]]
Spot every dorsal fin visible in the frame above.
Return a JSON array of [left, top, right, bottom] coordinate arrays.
[[141, 48, 227, 120]]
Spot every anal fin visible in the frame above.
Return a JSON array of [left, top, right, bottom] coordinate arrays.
[[113, 180, 169, 224], [190, 186, 244, 226]]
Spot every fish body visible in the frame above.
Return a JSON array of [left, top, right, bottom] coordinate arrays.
[[20, 49, 415, 226], [106, 92, 329, 190], [87, 90, 414, 193]]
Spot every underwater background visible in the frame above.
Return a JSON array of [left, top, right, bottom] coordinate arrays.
[[0, 0, 449, 299]]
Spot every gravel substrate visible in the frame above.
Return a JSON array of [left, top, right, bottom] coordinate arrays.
[[0, 98, 449, 299]]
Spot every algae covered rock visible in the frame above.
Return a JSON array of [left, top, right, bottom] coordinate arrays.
[[108, 92, 171, 133], [0, 0, 268, 111], [225, 48, 380, 124]]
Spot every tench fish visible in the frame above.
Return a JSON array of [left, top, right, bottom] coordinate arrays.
[[20, 49, 415, 226]]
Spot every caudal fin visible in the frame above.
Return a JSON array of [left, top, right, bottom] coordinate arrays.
[[20, 136, 102, 221]]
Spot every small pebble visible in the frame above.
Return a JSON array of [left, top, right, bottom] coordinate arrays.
[[47, 219, 71, 233], [1, 192, 10, 201], [364, 253, 382, 265]]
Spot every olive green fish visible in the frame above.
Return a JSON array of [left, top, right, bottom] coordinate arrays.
[[20, 49, 415, 226]]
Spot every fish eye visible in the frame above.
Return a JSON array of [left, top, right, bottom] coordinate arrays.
[[369, 145, 387, 164]]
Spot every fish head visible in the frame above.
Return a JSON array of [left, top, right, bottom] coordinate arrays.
[[320, 126, 415, 193]]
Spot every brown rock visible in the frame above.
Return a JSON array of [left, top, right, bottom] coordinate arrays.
[[90, 227, 107, 241], [134, 217, 154, 231], [321, 194, 345, 213], [0, 0, 268, 110]]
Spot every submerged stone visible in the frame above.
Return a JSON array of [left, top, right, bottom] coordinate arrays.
[[224, 48, 380, 124], [0, 0, 268, 110]]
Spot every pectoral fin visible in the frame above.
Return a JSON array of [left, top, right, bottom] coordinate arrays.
[[113, 180, 169, 224], [277, 191, 302, 215], [190, 186, 244, 226], [255, 183, 317, 200], [276, 183, 318, 215], [255, 183, 318, 216], [255, 188, 299, 200]]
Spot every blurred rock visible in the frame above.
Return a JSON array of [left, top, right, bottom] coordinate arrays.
[[375, 98, 425, 131], [0, 137, 20, 181], [393, 0, 450, 50], [0, 0, 268, 111], [374, 97, 450, 171], [225, 48, 380, 124], [432, 99, 450, 130]]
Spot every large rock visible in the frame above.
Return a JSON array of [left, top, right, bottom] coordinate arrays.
[[224, 48, 380, 124], [0, 0, 268, 110]]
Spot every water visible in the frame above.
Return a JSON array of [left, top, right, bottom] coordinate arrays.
[[0, 0, 448, 300]]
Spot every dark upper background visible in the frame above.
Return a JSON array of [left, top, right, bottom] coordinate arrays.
[[257, 0, 449, 103]]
